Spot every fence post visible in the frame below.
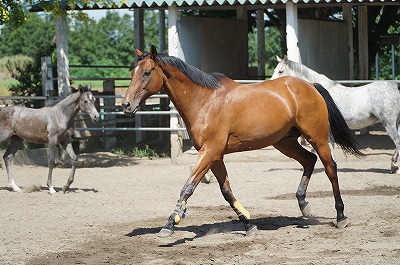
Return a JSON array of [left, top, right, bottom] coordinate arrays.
[[170, 103, 182, 163], [41, 56, 54, 106], [103, 79, 116, 150]]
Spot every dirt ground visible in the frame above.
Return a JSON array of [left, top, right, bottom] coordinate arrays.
[[0, 131, 399, 265]]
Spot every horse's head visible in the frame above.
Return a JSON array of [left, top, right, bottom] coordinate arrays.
[[122, 45, 165, 115], [78, 84, 100, 122], [271, 55, 291, 80]]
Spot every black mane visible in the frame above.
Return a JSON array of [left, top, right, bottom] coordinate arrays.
[[138, 52, 225, 89]]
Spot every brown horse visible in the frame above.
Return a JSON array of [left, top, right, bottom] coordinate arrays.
[[0, 85, 99, 194], [122, 46, 362, 237]]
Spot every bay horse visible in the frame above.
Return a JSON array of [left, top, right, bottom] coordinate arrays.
[[0, 84, 99, 194], [272, 56, 400, 173], [122, 46, 362, 237]]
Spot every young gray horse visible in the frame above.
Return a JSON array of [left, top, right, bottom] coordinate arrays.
[[0, 84, 99, 194], [271, 56, 400, 173]]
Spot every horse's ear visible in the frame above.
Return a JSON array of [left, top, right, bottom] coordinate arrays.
[[150, 45, 157, 60], [276, 55, 282, 62], [135, 48, 143, 58], [284, 55, 288, 61], [87, 83, 92, 91]]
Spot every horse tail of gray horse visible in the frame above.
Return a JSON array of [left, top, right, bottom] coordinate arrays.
[[313, 83, 364, 157]]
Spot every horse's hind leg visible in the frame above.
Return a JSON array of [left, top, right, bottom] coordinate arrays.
[[211, 160, 257, 236], [273, 137, 317, 217], [381, 121, 400, 173], [61, 142, 77, 193], [3, 136, 23, 192], [47, 144, 58, 194], [310, 138, 348, 228]]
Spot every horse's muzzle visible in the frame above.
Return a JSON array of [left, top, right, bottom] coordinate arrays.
[[91, 113, 100, 122], [121, 101, 138, 116]]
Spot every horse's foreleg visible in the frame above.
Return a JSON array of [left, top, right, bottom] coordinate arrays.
[[273, 137, 317, 217], [3, 136, 23, 192], [62, 143, 77, 193], [47, 145, 57, 194], [158, 149, 214, 238], [211, 160, 257, 236]]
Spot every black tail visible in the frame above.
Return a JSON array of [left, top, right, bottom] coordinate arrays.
[[313, 83, 364, 157]]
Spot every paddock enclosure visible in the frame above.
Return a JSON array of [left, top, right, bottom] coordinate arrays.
[[0, 131, 399, 265]]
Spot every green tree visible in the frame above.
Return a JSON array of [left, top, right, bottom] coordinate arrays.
[[143, 10, 163, 52], [69, 10, 134, 78], [6, 42, 55, 107], [0, 0, 27, 26], [0, 13, 55, 57]]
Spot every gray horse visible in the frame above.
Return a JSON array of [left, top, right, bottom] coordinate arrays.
[[272, 56, 400, 173], [0, 84, 99, 193]]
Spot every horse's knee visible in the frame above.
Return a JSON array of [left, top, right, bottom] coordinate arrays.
[[71, 157, 78, 167]]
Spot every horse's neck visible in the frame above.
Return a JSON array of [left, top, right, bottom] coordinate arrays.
[[290, 62, 337, 89], [54, 92, 81, 123], [162, 72, 214, 127]]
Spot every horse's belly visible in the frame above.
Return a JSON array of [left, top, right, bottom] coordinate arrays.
[[344, 115, 378, 130], [14, 121, 49, 144], [225, 127, 290, 153]]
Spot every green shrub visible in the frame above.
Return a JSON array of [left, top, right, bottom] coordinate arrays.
[[129, 145, 159, 158]]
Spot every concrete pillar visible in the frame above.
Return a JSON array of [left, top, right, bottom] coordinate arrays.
[[168, 4, 183, 163], [286, 1, 301, 63], [55, 16, 70, 97], [134, 9, 144, 143]]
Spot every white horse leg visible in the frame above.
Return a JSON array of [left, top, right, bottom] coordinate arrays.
[[328, 135, 336, 163], [381, 122, 400, 173], [3, 136, 23, 192], [47, 145, 57, 194], [62, 143, 77, 193]]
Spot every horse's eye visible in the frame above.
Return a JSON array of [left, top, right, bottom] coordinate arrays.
[[278, 70, 284, 74], [143, 71, 151, 77]]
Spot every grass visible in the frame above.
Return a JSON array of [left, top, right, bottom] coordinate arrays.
[[111, 145, 161, 159], [0, 55, 33, 96], [0, 80, 15, 96]]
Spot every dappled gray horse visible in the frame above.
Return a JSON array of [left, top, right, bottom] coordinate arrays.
[[272, 56, 400, 173], [0, 84, 99, 193]]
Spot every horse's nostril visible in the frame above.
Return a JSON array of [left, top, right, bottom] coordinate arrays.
[[122, 101, 130, 109]]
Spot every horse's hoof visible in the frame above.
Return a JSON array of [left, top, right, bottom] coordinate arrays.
[[10, 185, 22, 192], [49, 189, 57, 195], [335, 217, 349, 229], [390, 165, 399, 174], [246, 225, 257, 237], [158, 228, 174, 238], [301, 203, 312, 217], [62, 186, 68, 193]]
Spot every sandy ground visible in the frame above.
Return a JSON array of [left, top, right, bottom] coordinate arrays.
[[0, 131, 399, 265]]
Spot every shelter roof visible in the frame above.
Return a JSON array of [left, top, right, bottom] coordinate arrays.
[[30, 0, 400, 10]]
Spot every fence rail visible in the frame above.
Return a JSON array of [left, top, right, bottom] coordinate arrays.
[[1, 79, 398, 134], [2, 78, 399, 160]]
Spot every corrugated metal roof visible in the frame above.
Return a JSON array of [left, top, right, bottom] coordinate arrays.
[[30, 0, 400, 10]]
